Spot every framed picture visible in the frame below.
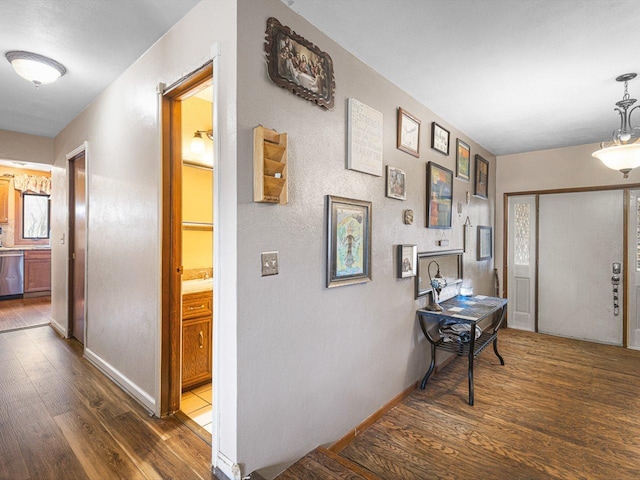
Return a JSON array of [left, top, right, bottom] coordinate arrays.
[[386, 166, 407, 200], [397, 244, 417, 278], [397, 108, 421, 157], [456, 139, 470, 181], [264, 17, 335, 109], [426, 162, 453, 228], [326, 196, 372, 288], [431, 122, 450, 155], [477, 226, 493, 260], [347, 98, 383, 176], [474, 154, 489, 199]]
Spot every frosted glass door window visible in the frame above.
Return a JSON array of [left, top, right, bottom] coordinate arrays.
[[514, 203, 531, 266], [23, 193, 50, 239]]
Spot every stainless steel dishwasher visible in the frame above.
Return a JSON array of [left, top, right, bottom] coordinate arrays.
[[0, 250, 24, 297]]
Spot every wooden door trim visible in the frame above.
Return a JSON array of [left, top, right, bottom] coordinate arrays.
[[161, 62, 213, 415]]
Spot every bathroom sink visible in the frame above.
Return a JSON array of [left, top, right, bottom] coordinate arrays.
[[182, 278, 213, 294]]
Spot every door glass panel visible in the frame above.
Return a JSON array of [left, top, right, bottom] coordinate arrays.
[[514, 203, 530, 266]]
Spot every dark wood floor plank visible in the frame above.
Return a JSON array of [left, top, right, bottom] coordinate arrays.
[[0, 296, 51, 332]]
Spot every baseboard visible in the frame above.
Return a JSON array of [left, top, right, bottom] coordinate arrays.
[[329, 381, 417, 454], [84, 347, 156, 413], [215, 452, 241, 480], [49, 318, 68, 338]]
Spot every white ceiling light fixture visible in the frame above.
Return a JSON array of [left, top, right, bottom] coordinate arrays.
[[190, 130, 213, 154], [5, 50, 66, 87], [592, 73, 640, 178]]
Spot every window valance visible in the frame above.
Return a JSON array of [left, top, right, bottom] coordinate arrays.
[[13, 174, 51, 195]]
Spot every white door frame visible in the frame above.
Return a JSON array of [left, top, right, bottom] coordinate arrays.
[[627, 189, 640, 350]]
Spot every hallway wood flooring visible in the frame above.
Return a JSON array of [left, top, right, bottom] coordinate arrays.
[[0, 325, 217, 480], [0, 296, 51, 333], [278, 329, 640, 480]]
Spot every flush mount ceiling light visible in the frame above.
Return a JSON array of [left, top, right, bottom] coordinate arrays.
[[5, 50, 66, 87], [190, 130, 213, 154], [592, 73, 640, 178]]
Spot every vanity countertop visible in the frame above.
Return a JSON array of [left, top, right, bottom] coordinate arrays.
[[182, 278, 213, 295]]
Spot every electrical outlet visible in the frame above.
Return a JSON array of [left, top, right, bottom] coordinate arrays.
[[261, 251, 279, 276]]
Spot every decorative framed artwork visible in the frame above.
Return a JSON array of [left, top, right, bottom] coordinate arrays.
[[426, 162, 453, 229], [326, 196, 372, 288], [386, 166, 407, 200], [477, 226, 493, 260], [397, 244, 417, 278], [264, 17, 335, 110], [456, 139, 471, 181], [474, 154, 489, 199], [431, 122, 450, 155], [347, 98, 383, 176], [397, 108, 421, 157]]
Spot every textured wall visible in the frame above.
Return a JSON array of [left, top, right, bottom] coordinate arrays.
[[0, 129, 54, 164], [237, 0, 496, 475]]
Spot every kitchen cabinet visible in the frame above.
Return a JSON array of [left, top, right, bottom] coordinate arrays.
[[24, 249, 51, 294], [0, 178, 9, 223], [182, 290, 212, 390]]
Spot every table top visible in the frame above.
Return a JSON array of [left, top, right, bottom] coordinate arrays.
[[417, 295, 508, 324]]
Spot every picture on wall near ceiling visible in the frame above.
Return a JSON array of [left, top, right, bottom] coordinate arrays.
[[326, 195, 372, 288], [474, 154, 489, 199], [397, 107, 421, 157], [431, 122, 450, 155], [386, 166, 407, 200], [477, 226, 493, 260], [456, 138, 471, 181], [264, 17, 335, 110], [397, 244, 417, 278], [426, 161, 453, 228], [347, 98, 384, 176]]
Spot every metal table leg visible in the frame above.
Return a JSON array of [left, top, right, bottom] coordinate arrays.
[[420, 343, 437, 389]]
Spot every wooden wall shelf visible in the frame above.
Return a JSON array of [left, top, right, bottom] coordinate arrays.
[[253, 125, 288, 204]]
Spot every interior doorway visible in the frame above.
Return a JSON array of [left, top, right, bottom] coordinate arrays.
[[68, 149, 87, 344], [160, 62, 214, 434]]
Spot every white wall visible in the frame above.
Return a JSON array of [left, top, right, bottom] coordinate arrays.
[[236, 0, 496, 476], [50, 0, 239, 473], [0, 129, 54, 164], [496, 142, 640, 298]]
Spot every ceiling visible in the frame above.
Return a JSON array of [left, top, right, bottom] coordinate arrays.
[[284, 0, 640, 155], [0, 0, 199, 139], [1, 1, 639, 157]]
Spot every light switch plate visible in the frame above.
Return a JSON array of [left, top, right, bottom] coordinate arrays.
[[261, 251, 279, 276]]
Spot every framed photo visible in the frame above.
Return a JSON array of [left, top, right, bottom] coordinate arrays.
[[456, 139, 471, 181], [431, 122, 450, 155], [347, 98, 383, 176], [264, 17, 335, 110], [426, 162, 453, 229], [477, 226, 493, 260], [474, 154, 489, 199], [397, 108, 421, 157], [397, 245, 417, 278], [326, 196, 372, 288], [386, 166, 407, 200]]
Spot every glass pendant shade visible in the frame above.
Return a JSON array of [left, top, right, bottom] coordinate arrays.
[[592, 144, 640, 177], [6, 51, 66, 86]]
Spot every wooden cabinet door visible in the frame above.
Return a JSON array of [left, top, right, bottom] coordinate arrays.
[[24, 249, 52, 293], [182, 317, 212, 390], [0, 179, 9, 224]]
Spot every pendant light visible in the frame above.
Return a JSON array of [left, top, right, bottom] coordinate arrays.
[[592, 73, 640, 178], [5, 51, 66, 87]]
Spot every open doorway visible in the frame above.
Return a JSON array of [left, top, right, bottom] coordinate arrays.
[[161, 63, 214, 438]]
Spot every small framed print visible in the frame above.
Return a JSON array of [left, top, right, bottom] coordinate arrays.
[[456, 139, 470, 181], [477, 226, 492, 260], [386, 166, 407, 200], [397, 107, 421, 157], [474, 154, 489, 199], [431, 122, 450, 155], [426, 162, 453, 229], [397, 244, 417, 278]]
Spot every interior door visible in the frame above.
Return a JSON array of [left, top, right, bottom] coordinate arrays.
[[507, 195, 537, 331], [538, 190, 623, 345], [628, 190, 640, 348], [69, 152, 86, 343]]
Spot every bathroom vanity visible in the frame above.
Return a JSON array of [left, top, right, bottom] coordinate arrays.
[[182, 281, 213, 390]]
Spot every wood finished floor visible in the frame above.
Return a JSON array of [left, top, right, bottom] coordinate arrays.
[[279, 329, 640, 480], [0, 325, 217, 480], [0, 296, 51, 333]]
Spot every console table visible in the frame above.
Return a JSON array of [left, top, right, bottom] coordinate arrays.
[[417, 295, 508, 405]]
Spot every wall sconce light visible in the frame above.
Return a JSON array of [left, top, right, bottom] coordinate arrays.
[[426, 260, 447, 312], [5, 51, 66, 87], [190, 130, 213, 154]]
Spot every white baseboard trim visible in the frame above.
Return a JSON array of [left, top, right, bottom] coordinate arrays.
[[84, 347, 156, 413], [506, 325, 534, 332], [50, 319, 68, 338], [216, 452, 241, 480]]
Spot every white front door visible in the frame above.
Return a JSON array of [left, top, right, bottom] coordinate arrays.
[[507, 195, 537, 331], [628, 190, 640, 349], [538, 190, 623, 345]]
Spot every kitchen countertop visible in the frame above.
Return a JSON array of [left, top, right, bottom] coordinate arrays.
[[0, 246, 51, 252]]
